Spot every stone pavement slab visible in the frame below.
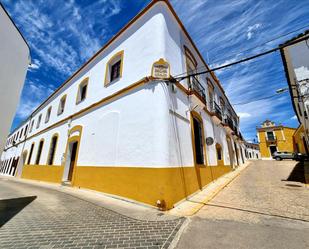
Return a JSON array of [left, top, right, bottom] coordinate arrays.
[[0, 179, 184, 249], [175, 160, 309, 249]]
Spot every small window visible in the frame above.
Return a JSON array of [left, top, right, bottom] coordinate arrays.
[[184, 46, 198, 86], [104, 50, 124, 86], [45, 107, 52, 123], [76, 78, 88, 104], [47, 135, 58, 165], [58, 95, 67, 115], [35, 140, 44, 165], [36, 114, 42, 129], [216, 143, 222, 161], [24, 125, 28, 135], [111, 61, 121, 82], [27, 143, 34, 164], [30, 120, 34, 132]]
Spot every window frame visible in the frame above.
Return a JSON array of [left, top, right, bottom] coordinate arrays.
[[47, 134, 58, 165], [36, 114, 42, 129], [57, 95, 67, 116], [184, 46, 198, 86], [216, 143, 223, 161], [35, 139, 44, 165], [76, 78, 89, 104], [30, 120, 34, 133], [27, 143, 35, 165], [45, 106, 52, 123], [104, 50, 124, 87]]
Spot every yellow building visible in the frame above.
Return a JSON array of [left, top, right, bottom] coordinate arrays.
[[257, 120, 296, 159], [293, 124, 309, 154]]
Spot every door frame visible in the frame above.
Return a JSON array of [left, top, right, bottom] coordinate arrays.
[[190, 111, 208, 189], [63, 125, 82, 184], [226, 136, 234, 168]]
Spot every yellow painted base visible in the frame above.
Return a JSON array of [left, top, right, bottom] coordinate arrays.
[[20, 164, 232, 209], [72, 165, 232, 209], [21, 165, 64, 183]]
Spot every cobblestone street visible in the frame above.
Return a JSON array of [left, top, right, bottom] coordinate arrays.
[[0, 179, 184, 249], [176, 160, 309, 249]]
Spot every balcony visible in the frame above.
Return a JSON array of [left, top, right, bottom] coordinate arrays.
[[266, 136, 277, 145], [188, 75, 206, 105], [210, 101, 222, 124], [223, 116, 234, 134]]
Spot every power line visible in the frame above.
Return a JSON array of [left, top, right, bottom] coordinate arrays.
[[233, 93, 282, 106], [209, 24, 309, 65], [172, 34, 309, 81], [173, 24, 309, 79]]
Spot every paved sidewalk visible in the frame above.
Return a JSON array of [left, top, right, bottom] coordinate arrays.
[[0, 178, 184, 249], [175, 160, 309, 249], [169, 161, 250, 216]]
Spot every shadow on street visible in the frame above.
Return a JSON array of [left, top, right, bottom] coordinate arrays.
[[0, 196, 37, 227], [284, 162, 306, 184]]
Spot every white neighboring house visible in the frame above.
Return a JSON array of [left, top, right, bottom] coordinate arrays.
[[0, 0, 247, 210], [0, 3, 30, 154], [245, 142, 260, 160]]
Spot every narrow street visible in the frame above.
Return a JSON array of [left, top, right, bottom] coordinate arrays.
[[176, 160, 309, 249]]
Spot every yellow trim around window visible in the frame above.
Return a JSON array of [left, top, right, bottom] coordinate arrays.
[[104, 50, 124, 87], [57, 94, 67, 116], [76, 77, 89, 104], [46, 133, 59, 165]]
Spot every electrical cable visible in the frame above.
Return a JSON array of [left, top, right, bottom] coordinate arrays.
[[233, 93, 282, 106], [172, 25, 309, 79], [172, 34, 309, 81]]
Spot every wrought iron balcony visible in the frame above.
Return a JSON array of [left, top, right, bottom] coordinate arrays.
[[224, 115, 234, 129], [210, 101, 222, 120], [188, 75, 206, 103], [266, 136, 277, 142]]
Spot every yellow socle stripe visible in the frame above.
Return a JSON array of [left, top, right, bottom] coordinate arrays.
[[21, 164, 232, 209], [22, 165, 64, 183], [73, 165, 232, 209]]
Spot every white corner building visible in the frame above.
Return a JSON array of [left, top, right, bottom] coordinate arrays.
[[0, 3, 30, 154], [0, 0, 247, 209]]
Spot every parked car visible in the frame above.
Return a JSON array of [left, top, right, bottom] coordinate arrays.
[[272, 151, 295, 160], [293, 153, 309, 161]]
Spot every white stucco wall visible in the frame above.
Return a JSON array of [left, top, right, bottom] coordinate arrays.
[[0, 5, 30, 153], [1, 1, 246, 177]]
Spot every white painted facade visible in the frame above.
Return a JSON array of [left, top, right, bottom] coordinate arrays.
[[245, 143, 260, 160], [0, 4, 30, 154], [0, 0, 246, 195]]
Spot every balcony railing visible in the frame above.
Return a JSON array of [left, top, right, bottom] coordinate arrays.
[[223, 115, 240, 136], [266, 136, 276, 142], [189, 75, 206, 103], [210, 101, 222, 120], [224, 116, 234, 129]]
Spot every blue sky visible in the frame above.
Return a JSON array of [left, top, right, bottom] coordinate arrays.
[[2, 0, 309, 142]]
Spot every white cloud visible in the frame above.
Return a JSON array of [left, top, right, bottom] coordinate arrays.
[[8, 0, 123, 76], [238, 112, 252, 118], [15, 79, 55, 120], [247, 23, 262, 40], [28, 59, 41, 71], [291, 115, 297, 120]]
